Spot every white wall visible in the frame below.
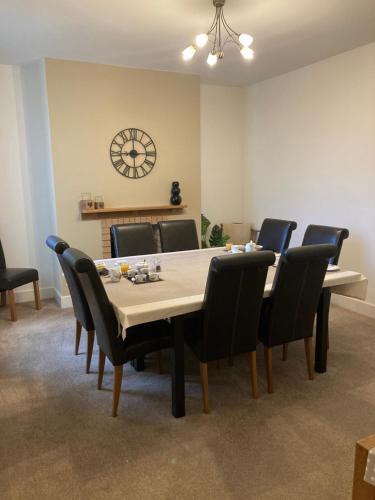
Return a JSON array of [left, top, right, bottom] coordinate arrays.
[[244, 42, 375, 306], [200, 84, 244, 225]]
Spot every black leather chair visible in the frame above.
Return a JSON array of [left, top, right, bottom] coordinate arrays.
[[110, 223, 158, 258], [302, 225, 349, 264], [257, 218, 297, 253], [62, 247, 172, 417], [46, 235, 95, 373], [158, 220, 199, 253], [0, 239, 41, 321], [259, 244, 337, 393], [185, 251, 275, 412]]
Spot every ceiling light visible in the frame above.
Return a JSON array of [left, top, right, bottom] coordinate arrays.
[[181, 0, 255, 67], [195, 33, 208, 48], [182, 45, 197, 60], [240, 46, 254, 60], [207, 52, 218, 66]]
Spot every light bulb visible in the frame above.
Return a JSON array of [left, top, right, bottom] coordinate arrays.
[[182, 45, 196, 60], [240, 46, 254, 60], [195, 33, 208, 48], [207, 52, 218, 66], [239, 33, 253, 47]]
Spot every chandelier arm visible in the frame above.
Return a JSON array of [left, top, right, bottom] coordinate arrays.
[[212, 9, 219, 53], [220, 9, 240, 38], [206, 8, 219, 35], [218, 8, 223, 52], [222, 34, 240, 48]]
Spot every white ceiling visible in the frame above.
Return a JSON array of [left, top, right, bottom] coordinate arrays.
[[0, 0, 375, 86]]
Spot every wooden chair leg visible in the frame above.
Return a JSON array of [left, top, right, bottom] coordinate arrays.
[[86, 330, 95, 374], [98, 349, 106, 390], [8, 290, 17, 322], [75, 320, 82, 355], [156, 351, 163, 374], [249, 351, 258, 399], [200, 362, 209, 413], [304, 337, 314, 380], [282, 343, 288, 361], [33, 280, 42, 310], [112, 365, 124, 417], [264, 346, 273, 393], [0, 291, 6, 307]]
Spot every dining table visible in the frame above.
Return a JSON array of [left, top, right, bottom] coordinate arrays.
[[97, 247, 368, 418]]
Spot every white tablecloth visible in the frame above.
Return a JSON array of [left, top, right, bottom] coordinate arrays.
[[97, 248, 368, 339]]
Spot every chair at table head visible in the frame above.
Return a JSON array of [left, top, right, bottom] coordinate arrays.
[[158, 219, 199, 253], [257, 218, 297, 253], [110, 223, 158, 258], [302, 225, 349, 265], [187, 251, 275, 362], [46, 235, 94, 333], [62, 248, 124, 365], [259, 244, 337, 348], [0, 240, 6, 269]]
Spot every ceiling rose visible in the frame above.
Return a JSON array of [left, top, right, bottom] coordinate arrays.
[[182, 0, 254, 67]]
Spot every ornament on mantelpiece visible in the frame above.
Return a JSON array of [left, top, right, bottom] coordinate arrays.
[[170, 181, 182, 206], [79, 192, 94, 211]]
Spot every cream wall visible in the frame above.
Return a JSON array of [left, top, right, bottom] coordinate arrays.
[[200, 84, 244, 225], [244, 42, 375, 306], [45, 59, 201, 261]]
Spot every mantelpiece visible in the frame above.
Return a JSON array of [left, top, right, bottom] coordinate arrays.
[[81, 204, 187, 220]]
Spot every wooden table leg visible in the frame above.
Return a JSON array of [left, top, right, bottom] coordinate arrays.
[[131, 357, 145, 371], [315, 288, 331, 373], [171, 316, 185, 418], [8, 290, 17, 321]]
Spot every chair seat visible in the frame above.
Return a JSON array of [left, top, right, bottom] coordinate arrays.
[[0, 267, 39, 291], [120, 320, 173, 364]]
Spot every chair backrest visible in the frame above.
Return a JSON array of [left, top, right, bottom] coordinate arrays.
[[110, 223, 157, 258], [257, 218, 297, 253], [46, 235, 94, 332], [261, 244, 337, 347], [62, 248, 124, 365], [198, 251, 275, 362], [158, 219, 199, 253], [0, 240, 6, 269], [302, 224, 349, 265]]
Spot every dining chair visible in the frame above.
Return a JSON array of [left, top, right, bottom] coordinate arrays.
[[0, 239, 41, 321], [258, 244, 337, 393], [62, 247, 172, 417], [184, 251, 275, 413], [302, 224, 349, 264], [110, 223, 158, 258], [158, 219, 199, 253], [257, 218, 297, 253], [46, 235, 95, 373]]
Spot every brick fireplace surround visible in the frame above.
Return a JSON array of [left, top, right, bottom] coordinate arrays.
[[81, 205, 188, 259]]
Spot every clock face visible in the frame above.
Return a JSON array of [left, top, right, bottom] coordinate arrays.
[[110, 128, 156, 179]]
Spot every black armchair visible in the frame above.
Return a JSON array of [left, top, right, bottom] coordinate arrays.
[[62, 247, 172, 417], [0, 239, 41, 321], [110, 223, 158, 258], [257, 218, 297, 253], [46, 235, 95, 373], [158, 220, 199, 253], [185, 251, 275, 412], [302, 224, 349, 265], [259, 244, 337, 393]]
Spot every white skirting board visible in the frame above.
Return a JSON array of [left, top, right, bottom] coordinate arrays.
[[54, 289, 73, 309], [331, 294, 375, 319], [13, 286, 54, 303]]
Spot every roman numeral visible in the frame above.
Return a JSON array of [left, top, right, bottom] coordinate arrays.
[[143, 140, 153, 147], [144, 159, 154, 168], [140, 166, 148, 176], [119, 130, 128, 142], [134, 167, 139, 178], [111, 151, 122, 157], [112, 139, 123, 148], [113, 159, 124, 169], [123, 165, 131, 177], [129, 128, 137, 140], [146, 150, 156, 157]]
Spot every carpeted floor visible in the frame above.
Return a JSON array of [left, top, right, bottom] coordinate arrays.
[[0, 300, 374, 499]]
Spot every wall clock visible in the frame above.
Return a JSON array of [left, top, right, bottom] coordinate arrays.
[[109, 128, 157, 179]]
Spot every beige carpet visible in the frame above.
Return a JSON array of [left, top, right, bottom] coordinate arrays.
[[0, 300, 374, 500]]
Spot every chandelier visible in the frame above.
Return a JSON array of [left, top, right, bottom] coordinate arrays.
[[182, 0, 254, 66]]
